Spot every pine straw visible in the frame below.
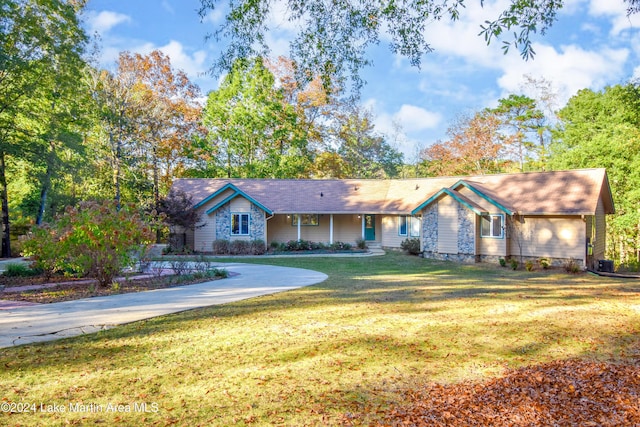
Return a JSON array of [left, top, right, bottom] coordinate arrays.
[[349, 359, 640, 426]]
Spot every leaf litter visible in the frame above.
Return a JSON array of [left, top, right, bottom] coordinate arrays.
[[343, 359, 640, 426]]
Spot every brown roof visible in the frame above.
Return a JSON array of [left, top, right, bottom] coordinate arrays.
[[457, 168, 614, 215], [171, 168, 614, 216]]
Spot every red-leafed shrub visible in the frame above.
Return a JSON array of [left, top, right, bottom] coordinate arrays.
[[22, 201, 158, 286]]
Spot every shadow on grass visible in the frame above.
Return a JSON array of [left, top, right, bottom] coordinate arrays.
[[1, 253, 638, 380]]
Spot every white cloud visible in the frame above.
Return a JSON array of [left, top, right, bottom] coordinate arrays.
[[157, 40, 208, 78], [85, 10, 131, 34], [588, 0, 640, 36], [393, 105, 442, 132], [496, 43, 629, 105]]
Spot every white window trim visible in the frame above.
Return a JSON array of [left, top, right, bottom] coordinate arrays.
[[481, 214, 504, 239], [231, 213, 250, 236], [410, 216, 421, 237]]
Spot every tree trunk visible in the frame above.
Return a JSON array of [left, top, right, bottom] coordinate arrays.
[[36, 141, 55, 225], [111, 131, 121, 210], [0, 150, 11, 258]]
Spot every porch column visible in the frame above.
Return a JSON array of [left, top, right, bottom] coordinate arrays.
[[297, 214, 301, 240], [329, 214, 334, 244], [361, 215, 365, 240]]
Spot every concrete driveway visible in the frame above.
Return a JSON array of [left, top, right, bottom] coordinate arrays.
[[0, 263, 327, 349]]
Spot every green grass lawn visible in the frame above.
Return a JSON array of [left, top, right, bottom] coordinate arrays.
[[1, 252, 639, 426]]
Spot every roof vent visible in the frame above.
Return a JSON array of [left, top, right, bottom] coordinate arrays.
[[320, 192, 324, 197]]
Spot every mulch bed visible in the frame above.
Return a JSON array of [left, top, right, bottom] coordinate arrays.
[[350, 359, 640, 426], [0, 273, 225, 304]]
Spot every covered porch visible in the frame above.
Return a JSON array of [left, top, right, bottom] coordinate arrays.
[[266, 213, 381, 246]]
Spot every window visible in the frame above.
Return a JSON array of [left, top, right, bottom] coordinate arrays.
[[410, 216, 421, 237], [292, 214, 319, 226], [232, 213, 250, 235], [398, 216, 408, 236], [399, 216, 421, 237], [481, 214, 504, 238]]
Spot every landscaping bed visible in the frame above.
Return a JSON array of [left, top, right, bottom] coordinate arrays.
[[1, 268, 228, 304]]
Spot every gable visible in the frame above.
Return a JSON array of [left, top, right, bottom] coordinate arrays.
[[192, 183, 273, 215]]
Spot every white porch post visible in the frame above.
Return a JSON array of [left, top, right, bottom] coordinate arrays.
[[297, 214, 301, 240], [361, 215, 365, 240], [329, 214, 334, 244]]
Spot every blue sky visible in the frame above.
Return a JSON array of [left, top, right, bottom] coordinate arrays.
[[83, 0, 640, 159]]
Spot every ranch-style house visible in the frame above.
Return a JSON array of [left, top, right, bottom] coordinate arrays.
[[170, 168, 614, 269]]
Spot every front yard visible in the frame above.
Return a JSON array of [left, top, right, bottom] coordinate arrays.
[[1, 253, 639, 425]]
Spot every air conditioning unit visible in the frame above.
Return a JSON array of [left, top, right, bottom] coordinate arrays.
[[597, 260, 614, 273]]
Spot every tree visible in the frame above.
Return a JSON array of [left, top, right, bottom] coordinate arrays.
[[326, 106, 403, 178], [420, 110, 506, 176], [0, 0, 87, 257], [198, 0, 640, 90], [86, 66, 137, 209], [201, 57, 313, 178], [489, 94, 545, 172], [549, 84, 640, 265], [117, 51, 203, 211]]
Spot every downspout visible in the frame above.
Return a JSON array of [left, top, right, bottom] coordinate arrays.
[[265, 213, 274, 248]]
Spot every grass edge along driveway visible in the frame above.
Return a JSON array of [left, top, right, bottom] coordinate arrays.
[[1, 252, 639, 426]]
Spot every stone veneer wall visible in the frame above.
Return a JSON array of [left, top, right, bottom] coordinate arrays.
[[249, 203, 266, 241], [215, 203, 231, 240], [457, 203, 475, 255], [421, 203, 438, 252], [421, 201, 477, 264], [214, 202, 265, 241]]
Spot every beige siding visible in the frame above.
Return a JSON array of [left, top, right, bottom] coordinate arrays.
[[194, 213, 216, 252], [458, 186, 495, 211], [266, 214, 362, 244], [594, 198, 607, 260], [380, 215, 421, 248], [438, 197, 458, 253], [381, 215, 405, 248], [230, 197, 251, 212], [513, 216, 584, 259], [478, 223, 507, 257]]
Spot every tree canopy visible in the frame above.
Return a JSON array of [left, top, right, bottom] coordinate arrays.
[[198, 0, 640, 90]]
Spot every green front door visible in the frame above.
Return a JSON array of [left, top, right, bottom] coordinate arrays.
[[364, 214, 376, 241]]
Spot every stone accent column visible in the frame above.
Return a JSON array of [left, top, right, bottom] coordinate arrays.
[[215, 203, 231, 240], [250, 204, 266, 241], [457, 204, 475, 256], [421, 203, 438, 254]]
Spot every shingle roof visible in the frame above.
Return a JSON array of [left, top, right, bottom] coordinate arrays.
[[171, 168, 614, 216]]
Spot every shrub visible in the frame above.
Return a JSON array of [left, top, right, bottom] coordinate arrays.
[[564, 258, 581, 274], [2, 263, 40, 277], [212, 239, 230, 254], [22, 201, 157, 286], [330, 241, 352, 251], [355, 238, 367, 250], [170, 259, 190, 275], [250, 239, 267, 255], [212, 268, 229, 278], [525, 260, 534, 271], [230, 239, 251, 255], [499, 258, 507, 267], [538, 257, 551, 269], [510, 258, 519, 270], [401, 238, 421, 255]]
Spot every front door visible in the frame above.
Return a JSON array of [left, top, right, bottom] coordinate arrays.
[[364, 214, 376, 241]]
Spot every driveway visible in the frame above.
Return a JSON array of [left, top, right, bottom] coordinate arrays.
[[0, 263, 327, 349]]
